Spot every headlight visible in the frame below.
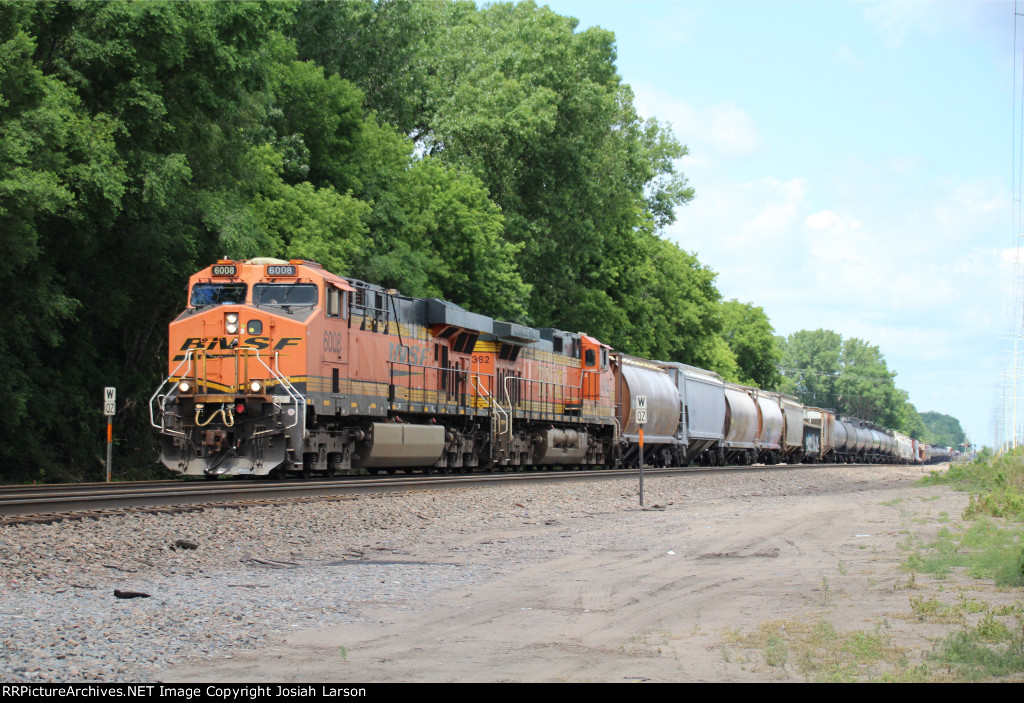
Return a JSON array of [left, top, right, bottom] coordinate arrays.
[[248, 380, 263, 394], [226, 313, 239, 334], [178, 380, 192, 394]]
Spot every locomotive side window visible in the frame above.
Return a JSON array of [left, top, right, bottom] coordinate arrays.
[[190, 283, 246, 307], [584, 349, 596, 367], [254, 283, 318, 308], [326, 287, 349, 320], [327, 288, 341, 317]]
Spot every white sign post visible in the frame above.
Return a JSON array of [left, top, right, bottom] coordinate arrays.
[[635, 395, 646, 506], [104, 387, 115, 482]]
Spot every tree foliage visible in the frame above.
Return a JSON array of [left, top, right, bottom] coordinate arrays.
[[920, 412, 966, 449], [777, 329, 940, 440], [0, 0, 934, 481], [720, 300, 781, 389]]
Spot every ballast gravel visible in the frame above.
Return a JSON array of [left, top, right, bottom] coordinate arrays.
[[0, 465, 926, 682]]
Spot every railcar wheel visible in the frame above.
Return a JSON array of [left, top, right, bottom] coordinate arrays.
[[301, 453, 316, 479]]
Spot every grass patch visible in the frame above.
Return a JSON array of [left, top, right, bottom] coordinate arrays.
[[921, 449, 1024, 522], [901, 520, 1024, 587], [726, 619, 919, 682], [928, 610, 1024, 681], [906, 595, 988, 623], [911, 450, 1024, 588]]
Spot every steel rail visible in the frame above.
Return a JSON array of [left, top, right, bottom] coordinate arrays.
[[0, 462, 929, 520]]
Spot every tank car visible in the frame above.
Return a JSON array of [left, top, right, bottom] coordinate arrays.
[[151, 259, 617, 478]]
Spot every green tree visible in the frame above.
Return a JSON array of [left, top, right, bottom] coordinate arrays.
[[418, 1, 695, 330], [778, 330, 843, 409], [720, 300, 782, 389], [0, 4, 125, 480], [6, 0, 296, 478], [290, 0, 440, 137], [836, 337, 899, 424], [920, 411, 966, 448]]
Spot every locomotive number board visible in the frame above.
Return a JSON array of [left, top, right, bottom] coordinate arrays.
[[266, 265, 297, 277], [211, 265, 237, 276]]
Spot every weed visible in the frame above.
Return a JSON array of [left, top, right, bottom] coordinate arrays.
[[909, 596, 961, 623], [900, 519, 1024, 587], [338, 645, 347, 661], [929, 614, 1024, 681], [975, 612, 1011, 643], [837, 561, 848, 576], [895, 571, 921, 590], [765, 634, 788, 668], [727, 619, 916, 682]]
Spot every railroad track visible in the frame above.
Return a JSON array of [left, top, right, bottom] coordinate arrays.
[[0, 462, 923, 524]]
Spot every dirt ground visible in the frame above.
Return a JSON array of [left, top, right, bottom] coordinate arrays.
[[165, 466, 1013, 682]]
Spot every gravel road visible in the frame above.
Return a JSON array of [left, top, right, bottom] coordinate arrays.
[[0, 465, 935, 682]]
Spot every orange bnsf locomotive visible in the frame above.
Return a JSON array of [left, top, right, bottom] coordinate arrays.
[[151, 258, 620, 477]]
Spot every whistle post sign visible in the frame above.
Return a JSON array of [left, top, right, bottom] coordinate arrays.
[[104, 387, 116, 416], [634, 395, 647, 426]]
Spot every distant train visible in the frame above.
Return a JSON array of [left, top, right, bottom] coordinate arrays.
[[151, 259, 950, 478]]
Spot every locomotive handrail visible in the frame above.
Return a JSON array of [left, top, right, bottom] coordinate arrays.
[[387, 359, 474, 410], [150, 346, 305, 439], [149, 349, 197, 436], [501, 372, 600, 417], [244, 347, 303, 438], [470, 375, 510, 436]]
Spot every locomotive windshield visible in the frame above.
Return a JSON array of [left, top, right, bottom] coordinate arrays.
[[190, 283, 247, 307], [254, 283, 318, 308]]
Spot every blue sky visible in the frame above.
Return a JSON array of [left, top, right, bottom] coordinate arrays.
[[543, 0, 1016, 448]]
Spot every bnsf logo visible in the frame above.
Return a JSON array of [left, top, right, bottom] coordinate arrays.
[[172, 337, 301, 360]]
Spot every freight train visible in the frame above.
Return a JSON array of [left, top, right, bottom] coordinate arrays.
[[150, 259, 950, 478]]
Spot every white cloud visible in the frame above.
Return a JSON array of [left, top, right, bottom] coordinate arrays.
[[631, 84, 762, 162], [705, 102, 762, 156]]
